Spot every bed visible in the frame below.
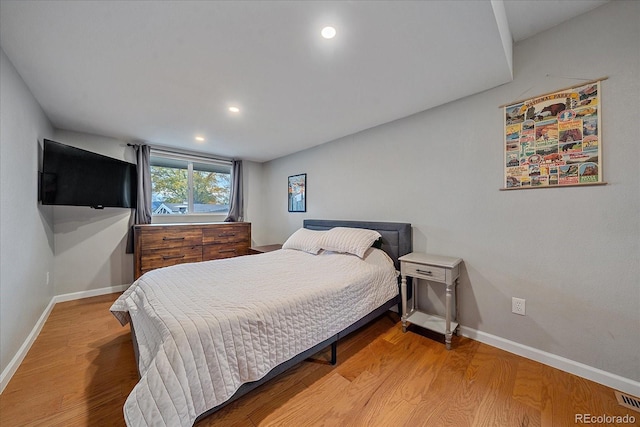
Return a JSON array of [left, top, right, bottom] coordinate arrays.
[[111, 219, 412, 426]]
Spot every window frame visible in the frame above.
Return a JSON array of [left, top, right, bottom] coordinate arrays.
[[150, 148, 232, 217]]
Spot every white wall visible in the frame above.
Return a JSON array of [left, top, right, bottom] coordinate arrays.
[[243, 160, 267, 244], [0, 49, 55, 380], [257, 1, 640, 383]]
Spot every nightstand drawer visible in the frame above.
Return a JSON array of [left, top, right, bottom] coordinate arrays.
[[402, 262, 447, 282]]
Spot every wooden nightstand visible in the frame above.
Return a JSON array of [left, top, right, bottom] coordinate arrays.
[[399, 252, 462, 350], [248, 244, 282, 254]]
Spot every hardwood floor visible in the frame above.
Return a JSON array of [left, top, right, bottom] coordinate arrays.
[[0, 293, 634, 426]]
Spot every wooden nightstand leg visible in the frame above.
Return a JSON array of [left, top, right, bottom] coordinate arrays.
[[401, 275, 408, 333]]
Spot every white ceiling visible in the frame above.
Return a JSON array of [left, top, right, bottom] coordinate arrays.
[[0, 0, 608, 162]]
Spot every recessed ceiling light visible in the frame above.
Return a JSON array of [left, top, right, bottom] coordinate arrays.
[[195, 136, 205, 142], [228, 106, 240, 113], [321, 26, 336, 39]]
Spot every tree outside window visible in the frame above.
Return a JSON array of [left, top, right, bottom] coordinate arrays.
[[150, 155, 231, 215]]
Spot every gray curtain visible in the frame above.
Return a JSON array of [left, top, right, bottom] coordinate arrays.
[[224, 160, 244, 222], [126, 144, 152, 253], [134, 144, 152, 224]]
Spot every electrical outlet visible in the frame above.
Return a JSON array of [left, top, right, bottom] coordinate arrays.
[[512, 297, 526, 315], [46, 271, 50, 285]]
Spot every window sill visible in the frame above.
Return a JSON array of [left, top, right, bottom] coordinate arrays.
[[151, 213, 228, 224]]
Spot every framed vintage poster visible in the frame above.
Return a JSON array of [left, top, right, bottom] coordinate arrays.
[[503, 79, 604, 189], [288, 173, 306, 212]]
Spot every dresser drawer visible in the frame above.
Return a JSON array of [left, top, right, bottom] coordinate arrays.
[[202, 224, 249, 244], [141, 245, 202, 271], [203, 242, 249, 260], [140, 228, 202, 249], [402, 262, 447, 282]]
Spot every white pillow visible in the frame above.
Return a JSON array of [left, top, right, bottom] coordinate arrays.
[[318, 227, 382, 258], [282, 228, 324, 254], [362, 247, 396, 270]]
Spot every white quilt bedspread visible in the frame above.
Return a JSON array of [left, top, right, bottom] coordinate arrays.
[[110, 249, 398, 426]]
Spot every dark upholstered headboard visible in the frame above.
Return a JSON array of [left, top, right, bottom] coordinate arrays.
[[303, 219, 412, 271]]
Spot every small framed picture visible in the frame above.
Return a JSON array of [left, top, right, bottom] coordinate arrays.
[[288, 173, 306, 212]]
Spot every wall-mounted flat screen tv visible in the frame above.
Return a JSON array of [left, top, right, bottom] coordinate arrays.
[[41, 139, 137, 209]]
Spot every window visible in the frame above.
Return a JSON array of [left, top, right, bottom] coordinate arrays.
[[150, 150, 231, 215]]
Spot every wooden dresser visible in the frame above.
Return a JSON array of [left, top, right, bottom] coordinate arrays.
[[133, 222, 251, 279]]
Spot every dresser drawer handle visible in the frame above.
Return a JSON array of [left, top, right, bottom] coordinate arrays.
[[218, 233, 236, 237], [162, 254, 186, 260], [163, 236, 185, 241], [416, 269, 433, 276], [219, 249, 237, 254]]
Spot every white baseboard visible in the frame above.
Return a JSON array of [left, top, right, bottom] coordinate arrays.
[[0, 298, 56, 394], [459, 326, 640, 398], [52, 283, 130, 304], [0, 284, 130, 394]]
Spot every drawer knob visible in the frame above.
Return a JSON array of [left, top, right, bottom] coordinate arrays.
[[416, 269, 433, 276], [163, 236, 185, 241], [218, 233, 236, 237]]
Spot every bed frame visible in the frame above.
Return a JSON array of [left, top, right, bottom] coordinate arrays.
[[131, 219, 412, 423]]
